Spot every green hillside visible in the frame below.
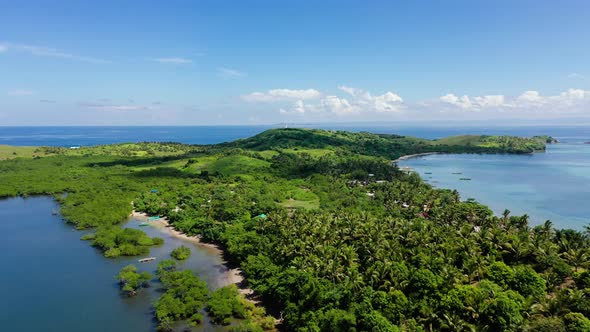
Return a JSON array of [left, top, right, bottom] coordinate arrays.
[[226, 128, 549, 159], [1, 128, 586, 332]]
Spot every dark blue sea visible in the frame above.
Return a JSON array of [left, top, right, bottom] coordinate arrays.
[[1, 124, 588, 229], [0, 125, 589, 331], [1, 124, 589, 146]]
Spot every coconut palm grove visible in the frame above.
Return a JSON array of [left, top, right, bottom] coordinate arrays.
[[1, 129, 590, 331]]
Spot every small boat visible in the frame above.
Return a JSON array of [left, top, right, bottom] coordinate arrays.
[[148, 216, 160, 221], [138, 222, 149, 227], [138, 257, 156, 263], [452, 172, 462, 175], [459, 178, 472, 181]]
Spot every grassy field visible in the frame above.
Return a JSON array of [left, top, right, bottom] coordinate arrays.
[[0, 145, 51, 160], [280, 148, 335, 157], [278, 198, 320, 210], [434, 135, 484, 146], [195, 154, 270, 176]]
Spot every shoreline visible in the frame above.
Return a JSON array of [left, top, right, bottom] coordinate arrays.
[[392, 152, 439, 163], [130, 211, 251, 294]]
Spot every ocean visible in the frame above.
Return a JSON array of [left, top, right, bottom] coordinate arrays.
[[2, 124, 588, 147], [2, 124, 588, 230], [0, 125, 588, 331]]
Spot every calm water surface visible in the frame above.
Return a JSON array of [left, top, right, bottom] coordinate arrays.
[[0, 196, 231, 332], [1, 125, 589, 330], [2, 125, 588, 147], [400, 136, 590, 229]]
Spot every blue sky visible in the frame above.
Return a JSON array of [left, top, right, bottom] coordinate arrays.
[[1, 0, 589, 125]]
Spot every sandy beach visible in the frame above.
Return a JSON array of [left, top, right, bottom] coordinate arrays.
[[130, 211, 247, 289], [392, 152, 439, 163]]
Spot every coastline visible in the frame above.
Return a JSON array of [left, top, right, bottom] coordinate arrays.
[[130, 211, 250, 293], [392, 152, 439, 163]]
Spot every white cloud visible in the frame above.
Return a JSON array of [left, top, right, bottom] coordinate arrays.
[[439, 89, 590, 114], [374, 92, 404, 112], [1, 43, 110, 63], [474, 95, 505, 108], [276, 87, 404, 116], [322, 95, 358, 114], [440, 94, 472, 109], [559, 88, 589, 100], [440, 94, 505, 110], [150, 57, 192, 64], [292, 100, 306, 114], [78, 101, 158, 111], [339, 86, 404, 112], [242, 89, 321, 102], [8, 89, 35, 96], [568, 73, 586, 79], [279, 100, 307, 115], [245, 86, 590, 121], [217, 67, 246, 78], [516, 90, 543, 104]]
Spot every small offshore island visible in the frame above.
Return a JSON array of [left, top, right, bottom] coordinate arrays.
[[1, 128, 590, 332]]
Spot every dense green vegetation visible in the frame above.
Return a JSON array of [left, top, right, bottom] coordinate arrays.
[[81, 226, 163, 257], [209, 285, 276, 330], [170, 245, 191, 260], [207, 285, 247, 325], [154, 260, 209, 330], [2, 128, 587, 332], [116, 264, 152, 296], [225, 129, 550, 158], [153, 260, 274, 331]]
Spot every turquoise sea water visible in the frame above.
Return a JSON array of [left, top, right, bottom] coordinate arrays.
[[400, 137, 590, 230], [1, 125, 589, 330]]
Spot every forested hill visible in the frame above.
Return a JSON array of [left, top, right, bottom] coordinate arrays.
[[223, 128, 549, 159], [4, 128, 589, 332]]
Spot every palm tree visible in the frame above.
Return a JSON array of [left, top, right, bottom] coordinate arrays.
[[501, 209, 511, 227], [561, 247, 589, 272], [441, 313, 476, 332]]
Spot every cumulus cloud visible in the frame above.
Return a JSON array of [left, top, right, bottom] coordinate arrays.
[[8, 89, 35, 96], [323, 96, 359, 114], [242, 89, 321, 102], [338, 86, 403, 113], [440, 94, 472, 109], [272, 86, 404, 116], [279, 100, 307, 115], [279, 96, 361, 115], [245, 86, 590, 120], [515, 90, 544, 107], [217, 67, 246, 78], [1, 43, 110, 63], [150, 57, 192, 64], [439, 89, 590, 114]]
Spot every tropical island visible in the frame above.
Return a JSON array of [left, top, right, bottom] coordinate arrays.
[[1, 128, 589, 331]]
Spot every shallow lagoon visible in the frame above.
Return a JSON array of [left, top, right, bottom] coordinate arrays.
[[400, 138, 590, 229], [0, 196, 232, 331]]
